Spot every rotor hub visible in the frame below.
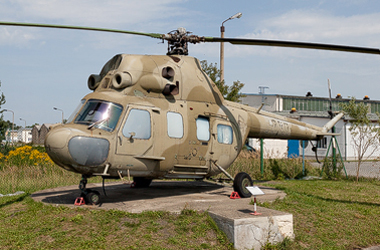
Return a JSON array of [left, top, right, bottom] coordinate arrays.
[[162, 28, 205, 55]]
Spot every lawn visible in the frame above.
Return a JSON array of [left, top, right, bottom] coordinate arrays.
[[260, 179, 380, 249], [1, 146, 380, 249]]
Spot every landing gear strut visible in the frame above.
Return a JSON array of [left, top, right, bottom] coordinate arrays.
[[212, 160, 253, 198], [79, 175, 100, 205]]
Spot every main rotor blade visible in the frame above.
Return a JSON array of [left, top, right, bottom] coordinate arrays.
[[2, 21, 379, 55], [206, 37, 380, 55], [0, 21, 163, 39]]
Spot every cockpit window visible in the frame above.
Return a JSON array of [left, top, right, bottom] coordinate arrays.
[[74, 99, 123, 132], [67, 99, 86, 123]]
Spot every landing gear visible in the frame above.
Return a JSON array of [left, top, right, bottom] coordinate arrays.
[[79, 175, 101, 205], [133, 177, 152, 188], [233, 172, 253, 198], [84, 190, 100, 205]]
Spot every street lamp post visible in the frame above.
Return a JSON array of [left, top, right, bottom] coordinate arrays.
[[220, 12, 242, 84], [20, 118, 26, 143], [2, 109, 14, 143], [53, 107, 64, 123]]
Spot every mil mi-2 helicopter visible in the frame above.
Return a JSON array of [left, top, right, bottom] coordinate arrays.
[[1, 21, 379, 205]]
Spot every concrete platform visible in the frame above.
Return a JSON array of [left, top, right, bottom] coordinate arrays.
[[31, 180, 293, 249]]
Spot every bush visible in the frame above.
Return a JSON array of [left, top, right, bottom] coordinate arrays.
[[321, 155, 345, 180], [1, 145, 53, 167], [215, 151, 320, 181]]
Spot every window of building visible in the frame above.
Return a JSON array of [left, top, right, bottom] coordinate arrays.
[[317, 137, 328, 148], [196, 117, 210, 141], [122, 109, 151, 139], [217, 124, 233, 144], [167, 112, 183, 138]]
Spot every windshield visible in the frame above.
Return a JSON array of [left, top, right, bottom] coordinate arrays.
[[74, 99, 123, 132], [67, 99, 86, 124]]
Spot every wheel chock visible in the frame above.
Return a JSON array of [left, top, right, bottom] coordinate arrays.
[[230, 192, 241, 199], [74, 197, 86, 206]]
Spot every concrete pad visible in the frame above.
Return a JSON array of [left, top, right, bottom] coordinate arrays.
[[31, 180, 285, 213], [31, 180, 292, 250]]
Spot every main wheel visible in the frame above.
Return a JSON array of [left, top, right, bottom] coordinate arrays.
[[133, 177, 152, 188], [85, 190, 100, 205], [233, 172, 253, 198]]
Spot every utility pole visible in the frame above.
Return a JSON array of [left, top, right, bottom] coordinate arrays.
[[220, 12, 242, 84]]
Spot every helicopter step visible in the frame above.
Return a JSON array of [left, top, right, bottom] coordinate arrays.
[[92, 164, 111, 177], [165, 164, 209, 178], [173, 164, 208, 172]]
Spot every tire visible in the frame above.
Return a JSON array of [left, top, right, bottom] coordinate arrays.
[[133, 177, 152, 188], [233, 172, 253, 198], [85, 190, 100, 205]]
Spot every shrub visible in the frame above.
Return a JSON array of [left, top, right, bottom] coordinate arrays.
[[2, 145, 53, 167]]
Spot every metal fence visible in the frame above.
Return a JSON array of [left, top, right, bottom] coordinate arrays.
[[311, 161, 380, 179]]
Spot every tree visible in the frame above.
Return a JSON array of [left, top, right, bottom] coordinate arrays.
[[200, 60, 245, 102], [341, 97, 380, 182]]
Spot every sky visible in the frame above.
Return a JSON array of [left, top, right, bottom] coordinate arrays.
[[0, 0, 380, 126]]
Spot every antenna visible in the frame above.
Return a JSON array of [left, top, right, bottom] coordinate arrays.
[[328, 79, 333, 119], [258, 86, 269, 105]]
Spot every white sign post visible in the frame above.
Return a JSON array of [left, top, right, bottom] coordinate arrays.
[[246, 186, 265, 216]]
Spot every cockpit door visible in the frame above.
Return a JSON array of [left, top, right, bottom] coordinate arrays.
[[116, 105, 155, 157]]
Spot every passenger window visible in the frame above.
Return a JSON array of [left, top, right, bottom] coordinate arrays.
[[196, 117, 210, 141], [122, 109, 151, 139], [167, 112, 183, 138], [217, 124, 233, 144]]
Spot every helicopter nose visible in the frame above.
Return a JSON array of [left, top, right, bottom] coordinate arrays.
[[45, 127, 71, 150], [45, 127, 110, 167], [45, 127, 74, 168], [68, 136, 109, 166]]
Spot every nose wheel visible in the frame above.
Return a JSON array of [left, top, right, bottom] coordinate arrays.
[[79, 175, 101, 205]]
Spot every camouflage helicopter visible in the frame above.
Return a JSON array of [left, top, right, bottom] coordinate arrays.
[[1, 21, 379, 205]]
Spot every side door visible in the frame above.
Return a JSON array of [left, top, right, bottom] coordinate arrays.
[[210, 118, 238, 168]]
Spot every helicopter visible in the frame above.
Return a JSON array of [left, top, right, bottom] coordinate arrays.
[[1, 21, 379, 205]]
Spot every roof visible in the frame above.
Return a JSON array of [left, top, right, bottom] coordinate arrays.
[[242, 93, 380, 103]]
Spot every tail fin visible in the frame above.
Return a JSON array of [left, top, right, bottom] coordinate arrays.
[[317, 112, 344, 136]]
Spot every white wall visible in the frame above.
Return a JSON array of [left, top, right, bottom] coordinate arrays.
[[345, 123, 380, 160], [17, 129, 32, 143], [299, 117, 346, 160], [248, 138, 288, 158]]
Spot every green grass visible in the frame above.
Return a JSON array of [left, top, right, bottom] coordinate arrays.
[[0, 161, 232, 249], [260, 178, 380, 249], [0, 195, 233, 249], [1, 147, 380, 249]]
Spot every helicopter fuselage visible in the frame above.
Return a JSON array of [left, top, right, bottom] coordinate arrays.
[[44, 54, 340, 181]]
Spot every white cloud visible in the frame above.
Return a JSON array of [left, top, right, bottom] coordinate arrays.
[[251, 10, 380, 44], [0, 0, 186, 27], [0, 27, 37, 46], [224, 9, 380, 59]]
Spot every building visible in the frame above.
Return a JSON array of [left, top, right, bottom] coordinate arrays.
[[17, 128, 32, 144], [241, 93, 380, 160], [4, 129, 18, 143], [32, 123, 54, 145]]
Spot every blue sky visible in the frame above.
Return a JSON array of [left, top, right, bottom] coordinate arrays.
[[0, 0, 380, 126]]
